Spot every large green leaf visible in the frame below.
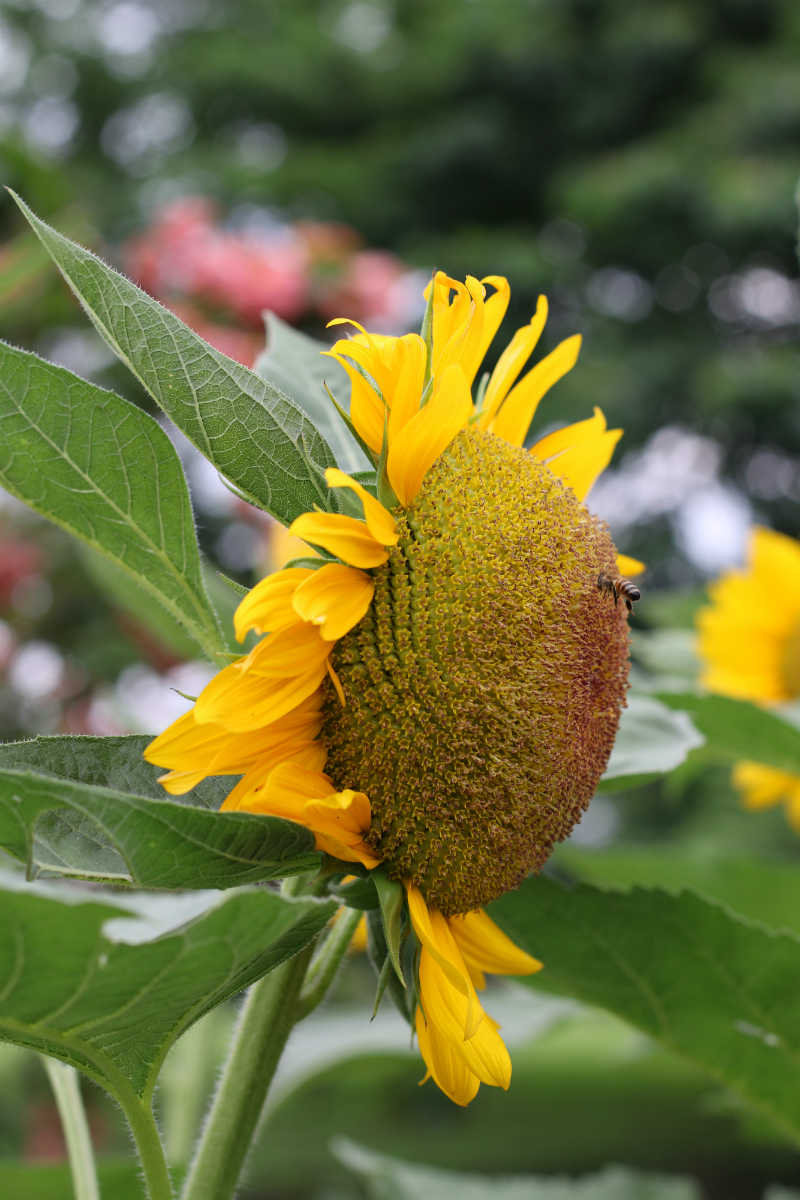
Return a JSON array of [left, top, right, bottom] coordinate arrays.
[[553, 845, 800, 937], [491, 875, 800, 1145], [0, 732, 234, 807], [255, 312, 369, 475], [0, 766, 320, 887], [0, 871, 334, 1111], [597, 695, 704, 792], [332, 1138, 700, 1200], [657, 693, 800, 774], [10, 192, 340, 526], [0, 341, 224, 659]]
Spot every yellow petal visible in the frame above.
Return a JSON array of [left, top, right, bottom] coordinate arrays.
[[447, 909, 542, 977], [428, 273, 472, 372], [531, 407, 621, 501], [478, 296, 548, 430], [289, 512, 390, 568], [387, 364, 472, 507], [325, 468, 399, 547], [291, 562, 374, 642], [405, 883, 477, 1030], [194, 626, 330, 732], [220, 740, 328, 811], [147, 695, 324, 794], [233, 567, 313, 643], [731, 761, 799, 812], [474, 276, 510, 374], [415, 1007, 480, 1107], [492, 334, 582, 447], [417, 910, 512, 1089], [303, 788, 372, 842], [617, 555, 645, 577], [435, 275, 486, 385], [327, 657, 346, 706], [263, 760, 334, 803]]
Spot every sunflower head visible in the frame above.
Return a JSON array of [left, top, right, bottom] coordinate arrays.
[[322, 426, 629, 915]]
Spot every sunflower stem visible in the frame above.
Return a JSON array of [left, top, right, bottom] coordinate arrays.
[[42, 1057, 101, 1200], [296, 906, 363, 1021], [179, 943, 315, 1200]]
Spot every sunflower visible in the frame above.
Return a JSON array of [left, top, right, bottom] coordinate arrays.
[[145, 271, 637, 1105], [697, 526, 800, 833]]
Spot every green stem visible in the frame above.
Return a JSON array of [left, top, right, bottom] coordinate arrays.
[[180, 944, 315, 1200], [296, 907, 363, 1022], [42, 1057, 101, 1200], [122, 1095, 174, 1200]]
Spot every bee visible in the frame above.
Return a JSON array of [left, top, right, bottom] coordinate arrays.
[[597, 571, 641, 614]]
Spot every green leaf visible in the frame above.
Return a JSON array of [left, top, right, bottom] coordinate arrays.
[[0, 341, 224, 659], [331, 1137, 701, 1199], [0, 870, 335, 1112], [491, 875, 800, 1145], [0, 732, 234, 807], [0, 763, 321, 887], [598, 695, 704, 789], [255, 312, 369, 474], [657, 693, 800, 774], [334, 875, 380, 909], [372, 866, 406, 985], [553, 846, 800, 938], [10, 193, 340, 526]]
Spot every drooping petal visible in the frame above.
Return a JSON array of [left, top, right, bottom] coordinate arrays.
[[292, 562, 375, 641], [233, 568, 313, 643], [303, 787, 372, 842], [289, 512, 391, 568], [492, 334, 582, 447], [194, 626, 330, 732], [617, 555, 645, 577], [478, 296, 548, 430], [147, 694, 324, 794], [387, 365, 473, 506], [530, 407, 622, 501], [324, 468, 399, 547], [220, 740, 328, 811], [416, 1007, 480, 1107], [447, 909, 543, 978], [405, 884, 477, 1032]]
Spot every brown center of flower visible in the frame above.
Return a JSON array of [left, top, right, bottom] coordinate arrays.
[[320, 429, 630, 915]]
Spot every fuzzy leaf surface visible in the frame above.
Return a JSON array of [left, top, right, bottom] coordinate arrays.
[[0, 766, 320, 886], [0, 341, 223, 657], [11, 193, 339, 525], [598, 695, 704, 790], [0, 872, 335, 1104], [491, 875, 800, 1145]]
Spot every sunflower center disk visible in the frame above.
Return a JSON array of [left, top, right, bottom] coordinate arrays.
[[321, 429, 630, 915]]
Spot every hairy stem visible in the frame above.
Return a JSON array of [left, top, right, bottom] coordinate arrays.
[[296, 907, 363, 1021], [122, 1095, 175, 1200], [180, 944, 315, 1200], [42, 1058, 101, 1200]]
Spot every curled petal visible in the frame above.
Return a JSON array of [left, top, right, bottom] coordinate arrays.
[[478, 296, 548, 430], [447, 909, 542, 979], [233, 567, 313, 643], [292, 562, 375, 642], [416, 1007, 480, 1107], [325, 468, 399, 546], [290, 512, 390, 568]]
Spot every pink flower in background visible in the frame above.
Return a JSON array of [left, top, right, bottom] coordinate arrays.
[[123, 197, 425, 365]]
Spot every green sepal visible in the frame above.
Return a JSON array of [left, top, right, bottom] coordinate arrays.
[[333, 874, 380, 910], [283, 556, 331, 571], [371, 950, 394, 1019], [351, 470, 378, 496], [216, 571, 251, 597], [375, 408, 399, 510], [366, 908, 412, 1027], [314, 854, 370, 881], [372, 866, 406, 986], [324, 381, 379, 468]]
